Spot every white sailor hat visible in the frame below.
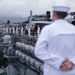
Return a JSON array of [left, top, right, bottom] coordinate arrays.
[[52, 3, 70, 13]]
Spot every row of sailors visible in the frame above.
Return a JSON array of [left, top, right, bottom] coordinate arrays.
[[0, 25, 41, 37]]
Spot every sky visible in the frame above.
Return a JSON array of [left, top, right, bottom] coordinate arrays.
[[0, 0, 75, 17]]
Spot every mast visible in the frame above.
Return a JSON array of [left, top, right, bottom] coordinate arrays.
[[29, 10, 32, 27]]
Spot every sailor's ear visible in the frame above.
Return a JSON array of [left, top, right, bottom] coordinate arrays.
[[52, 11, 58, 21]]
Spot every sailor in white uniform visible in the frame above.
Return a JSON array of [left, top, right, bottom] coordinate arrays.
[[35, 3, 75, 75], [6, 26, 8, 33], [28, 27, 31, 37], [9, 27, 11, 33], [13, 26, 15, 34], [16, 27, 18, 35], [21, 27, 23, 35], [37, 25, 40, 37]]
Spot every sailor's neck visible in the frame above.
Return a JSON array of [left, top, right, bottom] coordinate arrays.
[[55, 19, 65, 21]]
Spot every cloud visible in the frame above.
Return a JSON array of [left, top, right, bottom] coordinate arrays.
[[0, 0, 74, 17]]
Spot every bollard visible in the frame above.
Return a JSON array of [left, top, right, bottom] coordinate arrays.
[[7, 46, 14, 56]]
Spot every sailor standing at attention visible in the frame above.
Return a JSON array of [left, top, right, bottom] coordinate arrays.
[[35, 3, 75, 75]]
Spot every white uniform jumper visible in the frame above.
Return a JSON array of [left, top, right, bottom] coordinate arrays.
[[21, 27, 23, 35], [35, 19, 75, 75]]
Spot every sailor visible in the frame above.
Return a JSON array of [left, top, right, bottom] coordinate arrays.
[[35, 3, 75, 75], [11, 26, 13, 34], [9, 26, 11, 33], [8, 26, 10, 34], [18, 25, 21, 35], [28, 27, 31, 37], [6, 26, 8, 33], [13, 26, 15, 34], [32, 25, 35, 36], [21, 26, 23, 35], [14, 26, 17, 34], [37, 25, 40, 37]]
